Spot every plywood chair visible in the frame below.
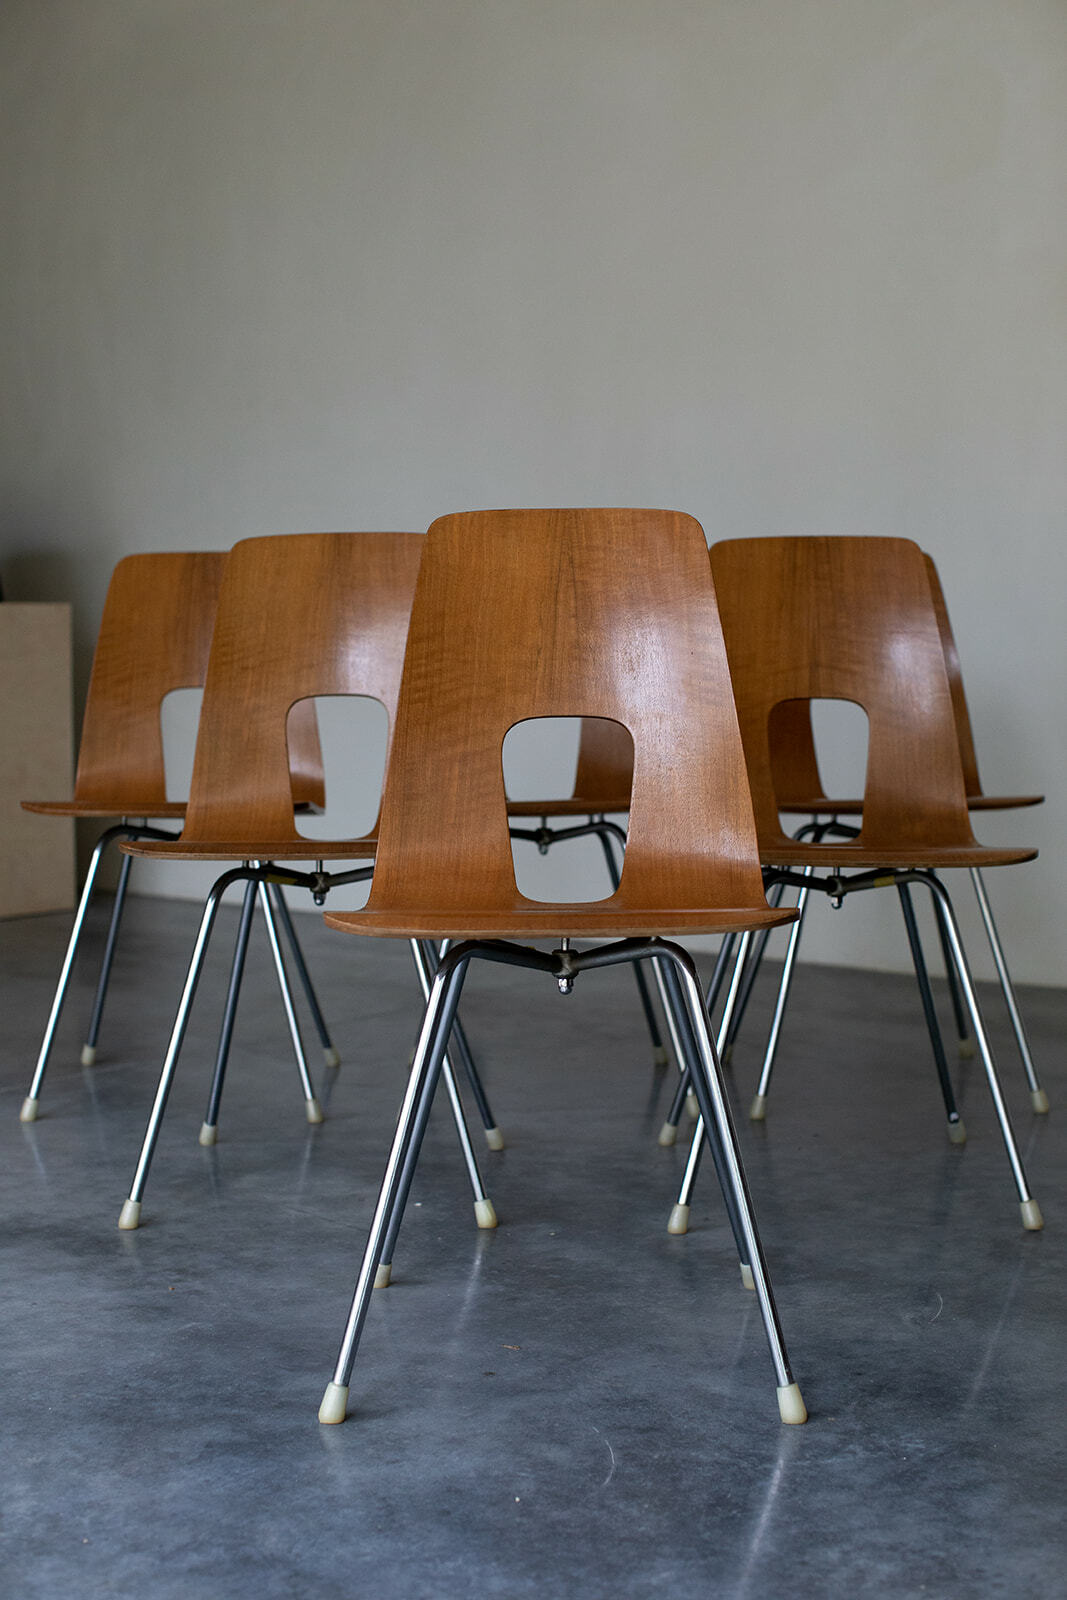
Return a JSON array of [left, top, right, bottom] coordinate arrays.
[[670, 536, 1042, 1238], [116, 531, 499, 1233], [725, 551, 1048, 1118], [18, 551, 336, 1123], [316, 508, 807, 1429]]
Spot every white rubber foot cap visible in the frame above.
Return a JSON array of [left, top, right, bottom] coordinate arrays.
[[474, 1198, 498, 1230], [777, 1382, 808, 1425], [1030, 1088, 1050, 1114], [118, 1198, 141, 1230], [1020, 1198, 1044, 1231], [740, 1264, 755, 1291], [80, 1044, 97, 1067], [323, 1046, 341, 1068], [305, 1097, 324, 1125], [484, 1126, 505, 1152], [198, 1122, 218, 1147], [749, 1093, 768, 1122], [318, 1382, 349, 1425], [685, 1092, 700, 1121], [19, 1097, 39, 1124], [373, 1262, 392, 1289], [657, 1120, 678, 1148], [653, 1045, 669, 1068], [947, 1119, 967, 1146], [958, 1037, 976, 1060], [667, 1202, 690, 1236]]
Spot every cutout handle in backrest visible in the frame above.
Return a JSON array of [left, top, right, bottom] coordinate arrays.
[[73, 551, 226, 807], [710, 536, 976, 854], [572, 716, 635, 808], [367, 508, 769, 918], [179, 532, 423, 847], [767, 699, 825, 808]]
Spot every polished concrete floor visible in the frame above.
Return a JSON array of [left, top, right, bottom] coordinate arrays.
[[1, 894, 1064, 1599]]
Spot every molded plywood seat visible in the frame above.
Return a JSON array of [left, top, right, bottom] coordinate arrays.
[[318, 508, 806, 1430]]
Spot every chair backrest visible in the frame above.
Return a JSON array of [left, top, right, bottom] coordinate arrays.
[[570, 716, 635, 808], [709, 536, 978, 854], [763, 550, 985, 810], [71, 550, 325, 812], [177, 532, 424, 848], [365, 508, 769, 919]]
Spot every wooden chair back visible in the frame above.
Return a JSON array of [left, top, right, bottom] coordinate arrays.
[[709, 537, 979, 854], [364, 508, 770, 921], [177, 532, 423, 849], [60, 551, 324, 815]]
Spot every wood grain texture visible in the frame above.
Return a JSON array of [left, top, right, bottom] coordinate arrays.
[[709, 536, 1036, 869], [326, 508, 795, 938], [123, 532, 423, 862]]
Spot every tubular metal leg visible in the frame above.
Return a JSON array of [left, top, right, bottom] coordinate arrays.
[[929, 879, 974, 1056], [257, 883, 323, 1124], [749, 874, 813, 1120], [270, 884, 341, 1068], [594, 830, 667, 1065], [21, 825, 125, 1122], [896, 884, 965, 1142], [319, 956, 472, 1423], [406, 941, 496, 1231], [673, 931, 753, 1222], [81, 850, 135, 1066], [655, 934, 736, 1143], [969, 867, 1048, 1112], [911, 873, 1041, 1230], [422, 940, 503, 1148], [197, 878, 259, 1146], [655, 959, 752, 1283], [659, 944, 805, 1422], [117, 885, 229, 1228], [721, 882, 787, 1062]]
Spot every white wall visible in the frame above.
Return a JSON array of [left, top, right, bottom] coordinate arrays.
[[2, 0, 1064, 979]]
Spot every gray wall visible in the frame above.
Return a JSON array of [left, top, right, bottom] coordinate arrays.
[[2, 0, 1064, 979]]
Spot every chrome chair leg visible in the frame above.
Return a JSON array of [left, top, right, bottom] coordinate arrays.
[[22, 823, 128, 1122], [319, 954, 471, 1423], [257, 881, 323, 1125], [896, 884, 966, 1143], [425, 940, 504, 1150], [197, 878, 258, 1148], [594, 828, 668, 1066], [929, 879, 974, 1058], [80, 850, 134, 1067], [270, 884, 341, 1068], [748, 873, 813, 1121], [969, 867, 1049, 1113]]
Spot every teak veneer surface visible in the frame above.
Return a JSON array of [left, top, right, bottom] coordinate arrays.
[[122, 532, 423, 863], [325, 508, 796, 940]]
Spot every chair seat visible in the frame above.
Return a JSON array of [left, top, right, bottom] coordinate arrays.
[[23, 798, 188, 818], [776, 794, 1044, 817], [325, 901, 797, 940], [122, 835, 377, 862], [760, 841, 1036, 870], [507, 795, 632, 817]]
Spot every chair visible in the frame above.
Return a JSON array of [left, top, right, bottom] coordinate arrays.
[[316, 508, 807, 1429], [18, 551, 335, 1123], [116, 531, 500, 1232], [670, 535, 1042, 1236], [726, 551, 1049, 1118]]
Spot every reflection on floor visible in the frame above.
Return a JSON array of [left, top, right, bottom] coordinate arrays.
[[1, 896, 1063, 1599]]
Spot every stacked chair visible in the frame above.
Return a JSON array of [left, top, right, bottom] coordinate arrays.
[[19, 550, 335, 1124], [666, 536, 1043, 1238], [115, 531, 501, 1233], [315, 507, 808, 1428]]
